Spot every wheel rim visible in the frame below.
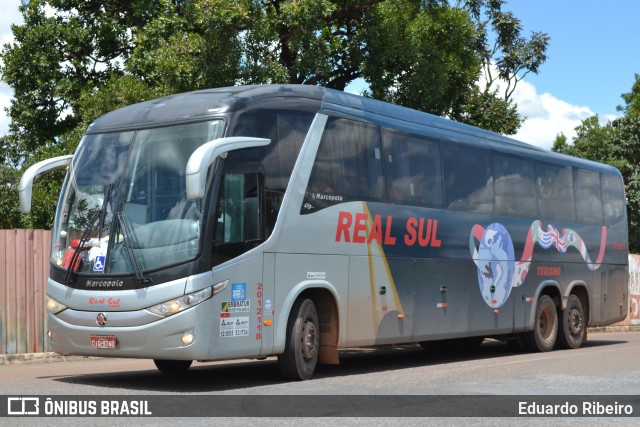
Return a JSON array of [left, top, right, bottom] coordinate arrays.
[[539, 306, 554, 339], [567, 307, 583, 336], [300, 318, 318, 360]]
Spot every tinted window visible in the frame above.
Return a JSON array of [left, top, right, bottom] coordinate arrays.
[[231, 110, 313, 233], [304, 118, 383, 212], [232, 110, 313, 191], [383, 129, 443, 207], [442, 144, 493, 213], [493, 155, 536, 216], [536, 163, 575, 222], [211, 172, 261, 266], [574, 169, 603, 224], [602, 174, 626, 224]]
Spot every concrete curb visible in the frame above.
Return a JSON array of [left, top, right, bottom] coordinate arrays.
[[2, 327, 639, 365], [0, 353, 96, 366], [587, 325, 640, 333]]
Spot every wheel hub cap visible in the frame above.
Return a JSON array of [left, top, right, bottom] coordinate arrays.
[[301, 320, 318, 360]]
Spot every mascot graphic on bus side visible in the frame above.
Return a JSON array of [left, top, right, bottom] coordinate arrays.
[[470, 221, 607, 308]]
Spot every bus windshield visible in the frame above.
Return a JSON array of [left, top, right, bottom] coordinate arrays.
[[52, 120, 225, 277]]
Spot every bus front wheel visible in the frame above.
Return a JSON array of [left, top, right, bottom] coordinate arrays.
[[278, 297, 319, 381], [556, 294, 585, 349], [153, 359, 192, 374], [521, 295, 557, 352]]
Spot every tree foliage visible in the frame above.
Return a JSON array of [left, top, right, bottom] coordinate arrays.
[[0, 0, 548, 229], [465, 0, 549, 102], [363, 0, 481, 116], [449, 0, 549, 134], [553, 74, 640, 252]]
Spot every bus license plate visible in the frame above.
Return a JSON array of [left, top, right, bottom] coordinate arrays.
[[91, 336, 117, 350]]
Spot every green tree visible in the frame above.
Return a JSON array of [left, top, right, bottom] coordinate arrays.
[[563, 115, 617, 163], [1, 0, 163, 157], [451, 0, 549, 134], [363, 0, 481, 117], [553, 76, 640, 252], [464, 0, 549, 103], [551, 132, 568, 154], [0, 0, 166, 228], [619, 73, 640, 117]]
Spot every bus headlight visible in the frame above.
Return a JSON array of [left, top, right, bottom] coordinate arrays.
[[146, 287, 213, 317], [46, 296, 67, 314]]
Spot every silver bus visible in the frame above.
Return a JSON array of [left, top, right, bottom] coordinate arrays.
[[20, 85, 628, 380]]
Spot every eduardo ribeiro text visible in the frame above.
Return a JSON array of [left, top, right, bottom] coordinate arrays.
[[519, 401, 633, 416]]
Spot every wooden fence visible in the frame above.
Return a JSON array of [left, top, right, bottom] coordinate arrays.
[[0, 229, 51, 354], [0, 229, 638, 355]]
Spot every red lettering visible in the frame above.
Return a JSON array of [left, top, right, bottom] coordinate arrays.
[[404, 217, 441, 247], [353, 213, 368, 243], [537, 266, 562, 277], [405, 217, 417, 246], [418, 218, 433, 247], [384, 216, 396, 245], [335, 211, 352, 242], [368, 215, 383, 245], [431, 219, 442, 247], [612, 242, 627, 250]]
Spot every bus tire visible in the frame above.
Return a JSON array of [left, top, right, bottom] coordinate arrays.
[[153, 359, 192, 374], [278, 297, 319, 381], [521, 295, 557, 352], [556, 294, 585, 349]]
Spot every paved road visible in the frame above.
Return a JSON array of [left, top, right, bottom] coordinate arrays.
[[1, 331, 639, 425]]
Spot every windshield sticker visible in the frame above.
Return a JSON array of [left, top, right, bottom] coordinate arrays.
[[220, 317, 250, 338], [231, 283, 246, 301], [470, 221, 607, 309], [93, 256, 106, 272]]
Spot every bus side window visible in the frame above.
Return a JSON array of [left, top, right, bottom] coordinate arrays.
[[574, 168, 603, 224], [382, 128, 443, 207], [536, 163, 576, 222], [231, 109, 313, 235], [303, 117, 383, 212], [442, 144, 493, 213], [493, 154, 536, 216], [602, 174, 625, 224]]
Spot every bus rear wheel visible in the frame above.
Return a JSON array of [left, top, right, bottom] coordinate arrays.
[[278, 297, 319, 381], [153, 359, 193, 374], [556, 295, 585, 349], [521, 295, 557, 352]]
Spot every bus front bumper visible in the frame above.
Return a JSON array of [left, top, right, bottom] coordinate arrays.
[[46, 299, 215, 360]]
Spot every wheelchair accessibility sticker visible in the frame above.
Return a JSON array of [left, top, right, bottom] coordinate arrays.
[[93, 256, 106, 272]]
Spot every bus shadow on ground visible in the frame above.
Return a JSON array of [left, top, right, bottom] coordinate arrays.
[[52, 337, 625, 393]]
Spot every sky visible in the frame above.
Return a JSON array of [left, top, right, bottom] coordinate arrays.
[[0, 1, 639, 150]]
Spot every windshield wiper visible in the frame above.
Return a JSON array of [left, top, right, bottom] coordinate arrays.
[[64, 210, 101, 284], [117, 211, 151, 284]]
